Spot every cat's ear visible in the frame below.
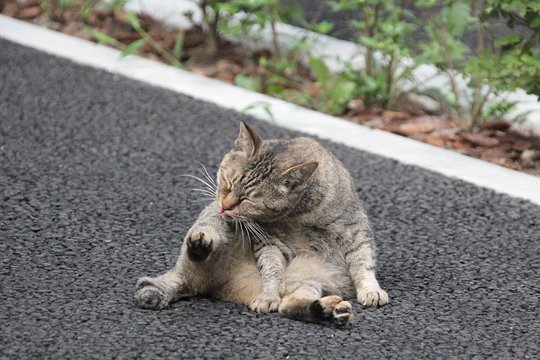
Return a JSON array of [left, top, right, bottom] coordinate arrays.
[[281, 162, 319, 189], [235, 121, 262, 155]]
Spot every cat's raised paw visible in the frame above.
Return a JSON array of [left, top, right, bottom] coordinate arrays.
[[357, 288, 389, 307], [312, 295, 354, 326], [186, 231, 213, 261], [133, 277, 169, 310], [249, 293, 281, 313]]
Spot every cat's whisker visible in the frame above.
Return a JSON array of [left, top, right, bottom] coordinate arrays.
[[243, 222, 260, 245], [247, 220, 271, 245], [193, 196, 215, 201], [243, 223, 253, 247], [244, 220, 269, 247], [189, 188, 217, 197], [197, 169, 216, 189], [180, 174, 216, 194], [196, 161, 217, 187], [238, 221, 247, 250], [234, 219, 241, 250]]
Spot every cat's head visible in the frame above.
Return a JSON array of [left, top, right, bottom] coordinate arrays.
[[216, 122, 318, 222]]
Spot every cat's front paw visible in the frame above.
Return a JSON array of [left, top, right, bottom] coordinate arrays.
[[357, 288, 389, 307], [186, 231, 213, 261], [133, 277, 169, 310], [249, 293, 281, 313]]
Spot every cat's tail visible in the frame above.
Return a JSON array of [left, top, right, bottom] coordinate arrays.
[[278, 295, 354, 326]]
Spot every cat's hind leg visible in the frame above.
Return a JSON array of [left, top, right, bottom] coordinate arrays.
[[278, 255, 354, 325], [279, 288, 354, 326]]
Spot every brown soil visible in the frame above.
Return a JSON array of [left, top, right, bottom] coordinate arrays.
[[3, 0, 540, 177]]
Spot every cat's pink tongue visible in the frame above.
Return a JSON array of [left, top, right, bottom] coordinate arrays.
[[219, 208, 227, 217]]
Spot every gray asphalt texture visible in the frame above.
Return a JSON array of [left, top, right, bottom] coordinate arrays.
[[1, 38, 540, 359]]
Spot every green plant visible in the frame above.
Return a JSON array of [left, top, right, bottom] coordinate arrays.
[[89, 13, 183, 67], [471, 0, 540, 96], [420, 1, 482, 126], [421, 0, 540, 130], [41, 0, 103, 23], [105, 0, 128, 11], [329, 0, 423, 109], [306, 57, 356, 114], [80, 0, 99, 22], [124, 13, 183, 67], [241, 101, 276, 123], [41, 0, 77, 23], [190, 0, 229, 58], [482, 99, 532, 125]]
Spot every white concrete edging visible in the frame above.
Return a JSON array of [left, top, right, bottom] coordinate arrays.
[[1, 15, 539, 206]]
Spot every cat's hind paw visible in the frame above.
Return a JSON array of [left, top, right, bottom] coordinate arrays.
[[311, 295, 354, 326], [357, 288, 389, 307], [249, 293, 281, 313]]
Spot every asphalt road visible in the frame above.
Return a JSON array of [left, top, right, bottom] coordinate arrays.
[[1, 38, 539, 359]]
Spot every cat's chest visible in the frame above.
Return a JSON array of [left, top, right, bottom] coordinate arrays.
[[265, 222, 328, 249]]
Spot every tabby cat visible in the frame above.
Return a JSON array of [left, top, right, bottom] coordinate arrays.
[[133, 122, 388, 325]]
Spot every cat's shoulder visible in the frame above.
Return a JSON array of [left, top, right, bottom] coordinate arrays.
[[288, 136, 325, 149]]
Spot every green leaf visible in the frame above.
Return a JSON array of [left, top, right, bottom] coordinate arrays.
[[495, 33, 524, 47], [308, 57, 329, 85], [88, 29, 121, 46], [126, 13, 141, 30], [328, 79, 356, 111], [234, 74, 261, 92], [173, 31, 185, 60], [313, 21, 334, 34], [359, 36, 381, 49], [169, 58, 183, 68], [241, 101, 276, 123], [121, 38, 146, 57]]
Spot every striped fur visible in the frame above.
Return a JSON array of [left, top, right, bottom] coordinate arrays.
[[134, 122, 388, 325]]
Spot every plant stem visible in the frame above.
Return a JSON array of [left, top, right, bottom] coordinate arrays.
[[470, 0, 487, 128], [209, 8, 221, 58], [133, 24, 181, 66], [363, 4, 381, 76], [386, 53, 395, 108], [310, 1, 327, 24], [471, 87, 492, 129], [267, 3, 281, 59], [199, 0, 219, 59], [438, 22, 463, 117]]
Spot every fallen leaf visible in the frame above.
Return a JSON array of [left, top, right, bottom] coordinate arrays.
[[513, 140, 531, 151], [393, 122, 434, 136], [16, 6, 41, 19], [461, 133, 500, 148], [452, 141, 470, 151], [425, 135, 446, 148], [382, 110, 408, 121], [482, 119, 511, 131], [189, 65, 217, 77], [216, 59, 242, 75]]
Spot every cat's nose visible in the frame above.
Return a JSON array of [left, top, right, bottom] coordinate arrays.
[[221, 192, 240, 210]]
